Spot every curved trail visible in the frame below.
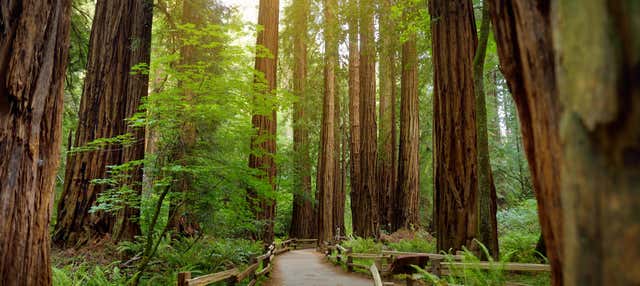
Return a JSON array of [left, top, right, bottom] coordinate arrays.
[[266, 249, 373, 286]]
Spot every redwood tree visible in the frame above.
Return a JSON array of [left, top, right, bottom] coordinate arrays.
[[487, 0, 563, 282], [54, 0, 153, 245], [289, 0, 315, 239], [354, 0, 379, 238], [248, 0, 280, 244], [377, 0, 398, 231], [554, 1, 640, 284], [0, 0, 71, 284], [317, 0, 338, 242], [394, 16, 420, 231], [430, 0, 479, 252], [347, 0, 362, 238], [473, 2, 499, 259]]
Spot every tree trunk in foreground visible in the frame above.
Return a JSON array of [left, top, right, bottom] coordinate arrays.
[[290, 0, 314, 239], [53, 0, 152, 246], [0, 0, 71, 284], [355, 0, 379, 238], [554, 1, 640, 284], [430, 0, 479, 252], [248, 0, 279, 244], [474, 2, 499, 260], [487, 1, 563, 283], [394, 26, 420, 231], [347, 0, 362, 238], [377, 0, 397, 231], [317, 0, 337, 242]]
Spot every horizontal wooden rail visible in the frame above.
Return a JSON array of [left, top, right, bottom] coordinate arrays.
[[178, 238, 305, 286]]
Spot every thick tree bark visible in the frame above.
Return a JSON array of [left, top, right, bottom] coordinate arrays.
[[394, 27, 420, 231], [554, 1, 640, 285], [354, 0, 379, 238], [248, 0, 279, 244], [289, 0, 315, 239], [317, 0, 337, 242], [53, 0, 152, 246], [333, 82, 346, 236], [430, 0, 479, 252], [473, 2, 499, 260], [377, 0, 397, 231], [0, 0, 71, 284], [487, 1, 563, 283], [347, 0, 362, 238]]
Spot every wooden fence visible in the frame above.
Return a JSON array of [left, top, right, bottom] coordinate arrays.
[[177, 238, 317, 286], [324, 241, 550, 286]]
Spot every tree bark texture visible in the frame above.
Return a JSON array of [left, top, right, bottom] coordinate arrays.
[[377, 0, 397, 231], [0, 0, 71, 284], [430, 0, 479, 252], [347, 0, 362, 238], [333, 79, 346, 236], [394, 30, 420, 231], [487, 1, 563, 283], [53, 0, 152, 246], [317, 0, 337, 242], [354, 0, 379, 238], [248, 0, 279, 244], [473, 2, 499, 259], [553, 1, 640, 285], [289, 0, 315, 239]]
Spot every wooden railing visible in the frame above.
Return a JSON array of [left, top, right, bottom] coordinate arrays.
[[178, 238, 317, 286], [324, 241, 550, 286]]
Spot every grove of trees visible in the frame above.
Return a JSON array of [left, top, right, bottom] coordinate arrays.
[[0, 0, 638, 285]]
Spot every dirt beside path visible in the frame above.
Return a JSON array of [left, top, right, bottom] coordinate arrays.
[[265, 249, 373, 286]]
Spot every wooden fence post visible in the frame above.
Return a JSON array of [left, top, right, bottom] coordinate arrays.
[[178, 272, 191, 286], [347, 254, 353, 272]]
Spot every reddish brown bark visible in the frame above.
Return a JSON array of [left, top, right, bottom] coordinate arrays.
[[487, 0, 563, 283], [53, 0, 152, 246], [0, 0, 71, 284], [352, 0, 379, 238], [347, 0, 362, 237], [394, 31, 420, 231], [430, 0, 479, 252], [377, 0, 397, 231], [289, 0, 315, 239], [333, 82, 346, 236], [248, 0, 279, 244], [317, 0, 338, 242]]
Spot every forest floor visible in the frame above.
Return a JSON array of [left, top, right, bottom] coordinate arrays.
[[266, 249, 373, 286]]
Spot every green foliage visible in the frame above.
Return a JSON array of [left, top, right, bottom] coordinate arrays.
[[343, 237, 383, 253], [53, 263, 129, 286], [498, 199, 543, 263], [387, 233, 436, 253]]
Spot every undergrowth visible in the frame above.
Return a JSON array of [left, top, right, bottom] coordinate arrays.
[[52, 237, 261, 286]]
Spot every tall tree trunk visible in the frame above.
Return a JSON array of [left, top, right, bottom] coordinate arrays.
[[430, 0, 479, 252], [554, 1, 640, 284], [317, 0, 337, 242], [487, 1, 563, 283], [377, 0, 397, 232], [347, 0, 362, 237], [290, 0, 314, 239], [394, 21, 420, 231], [248, 0, 279, 244], [0, 0, 71, 284], [473, 2, 499, 259], [333, 81, 346, 236], [53, 0, 152, 246], [355, 0, 379, 238]]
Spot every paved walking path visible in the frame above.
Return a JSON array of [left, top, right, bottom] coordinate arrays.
[[266, 249, 373, 286]]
